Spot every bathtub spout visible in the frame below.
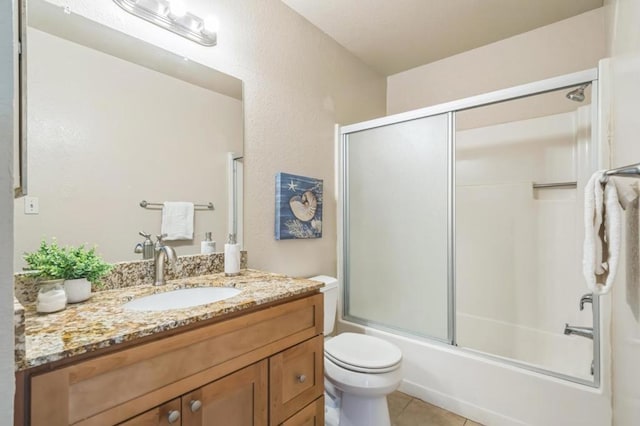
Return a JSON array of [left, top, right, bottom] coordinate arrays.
[[564, 324, 593, 340]]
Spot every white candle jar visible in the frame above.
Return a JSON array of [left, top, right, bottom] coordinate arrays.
[[36, 279, 67, 313]]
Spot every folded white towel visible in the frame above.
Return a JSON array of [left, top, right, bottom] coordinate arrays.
[[161, 202, 194, 241], [583, 171, 622, 294]]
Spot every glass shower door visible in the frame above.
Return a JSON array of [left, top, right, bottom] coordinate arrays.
[[343, 113, 451, 341], [454, 85, 597, 382]]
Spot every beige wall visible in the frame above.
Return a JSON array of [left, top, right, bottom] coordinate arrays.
[[13, 28, 243, 268], [2, 0, 386, 422], [387, 8, 607, 114], [0, 0, 16, 421], [607, 0, 640, 424], [30, 0, 387, 278]]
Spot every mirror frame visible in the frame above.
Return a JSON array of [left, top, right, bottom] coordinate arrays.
[[15, 0, 27, 198]]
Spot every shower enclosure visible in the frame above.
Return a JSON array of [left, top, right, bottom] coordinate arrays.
[[340, 68, 603, 399]]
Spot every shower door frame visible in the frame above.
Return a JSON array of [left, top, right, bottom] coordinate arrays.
[[340, 67, 601, 387]]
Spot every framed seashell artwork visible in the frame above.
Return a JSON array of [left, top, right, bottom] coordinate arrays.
[[275, 172, 323, 240]]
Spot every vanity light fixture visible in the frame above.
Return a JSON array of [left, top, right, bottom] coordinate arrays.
[[113, 0, 218, 46]]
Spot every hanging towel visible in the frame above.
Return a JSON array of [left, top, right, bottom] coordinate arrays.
[[617, 181, 639, 210], [161, 202, 194, 240], [583, 171, 622, 294]]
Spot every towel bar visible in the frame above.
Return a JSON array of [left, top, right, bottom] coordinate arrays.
[[139, 200, 214, 210], [602, 162, 640, 182]]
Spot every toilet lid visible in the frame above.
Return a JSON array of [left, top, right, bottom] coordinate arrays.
[[324, 333, 402, 373]]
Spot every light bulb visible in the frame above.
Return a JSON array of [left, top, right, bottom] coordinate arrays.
[[168, 0, 187, 17], [137, 0, 169, 16], [202, 15, 219, 34]]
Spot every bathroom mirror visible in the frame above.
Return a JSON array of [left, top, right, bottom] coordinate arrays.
[[13, 0, 244, 270]]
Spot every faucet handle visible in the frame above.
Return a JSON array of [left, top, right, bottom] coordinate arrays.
[[139, 231, 151, 239]]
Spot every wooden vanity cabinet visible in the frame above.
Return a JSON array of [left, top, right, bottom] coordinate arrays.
[[26, 293, 323, 426]]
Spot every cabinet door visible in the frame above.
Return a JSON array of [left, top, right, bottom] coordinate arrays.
[[269, 336, 324, 424], [182, 360, 268, 426], [281, 397, 324, 426], [118, 398, 182, 426]]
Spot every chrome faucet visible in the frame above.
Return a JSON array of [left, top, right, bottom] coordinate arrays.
[[154, 235, 177, 286], [579, 293, 593, 311], [564, 324, 594, 340]]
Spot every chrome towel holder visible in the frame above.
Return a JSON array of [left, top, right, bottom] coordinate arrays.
[[139, 200, 215, 210], [601, 162, 640, 183]]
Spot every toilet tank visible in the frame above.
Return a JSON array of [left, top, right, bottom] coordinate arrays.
[[309, 275, 338, 335]]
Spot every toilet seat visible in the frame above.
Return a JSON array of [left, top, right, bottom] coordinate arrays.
[[324, 333, 402, 374]]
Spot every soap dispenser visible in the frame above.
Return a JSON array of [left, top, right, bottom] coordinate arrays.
[[201, 232, 216, 254], [224, 233, 240, 276]]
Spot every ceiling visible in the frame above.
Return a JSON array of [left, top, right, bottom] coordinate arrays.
[[281, 0, 604, 76]]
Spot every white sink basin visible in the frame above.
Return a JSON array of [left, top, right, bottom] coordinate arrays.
[[123, 287, 241, 311]]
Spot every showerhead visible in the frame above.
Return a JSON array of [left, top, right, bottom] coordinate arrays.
[[566, 83, 590, 102]]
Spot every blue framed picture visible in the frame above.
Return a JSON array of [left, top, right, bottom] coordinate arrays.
[[275, 173, 323, 240]]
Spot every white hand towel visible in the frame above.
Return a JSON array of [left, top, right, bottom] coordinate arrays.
[[583, 171, 622, 294], [161, 202, 194, 240]]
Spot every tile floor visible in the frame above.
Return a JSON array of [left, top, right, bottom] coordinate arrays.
[[388, 391, 483, 426]]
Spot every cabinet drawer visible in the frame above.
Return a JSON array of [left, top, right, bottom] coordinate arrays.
[[281, 396, 324, 426], [269, 336, 323, 424]]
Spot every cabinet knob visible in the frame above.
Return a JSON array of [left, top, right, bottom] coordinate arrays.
[[296, 374, 306, 383], [190, 399, 202, 413], [167, 410, 181, 424]]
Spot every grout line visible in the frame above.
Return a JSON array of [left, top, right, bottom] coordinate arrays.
[[391, 392, 479, 425]]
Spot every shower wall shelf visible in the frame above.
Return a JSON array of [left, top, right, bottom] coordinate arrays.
[[139, 200, 215, 210], [532, 162, 640, 190], [532, 181, 577, 189]]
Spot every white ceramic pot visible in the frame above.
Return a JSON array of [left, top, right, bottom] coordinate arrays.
[[64, 278, 92, 303]]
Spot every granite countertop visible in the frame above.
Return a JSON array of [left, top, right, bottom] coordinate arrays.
[[17, 269, 323, 371]]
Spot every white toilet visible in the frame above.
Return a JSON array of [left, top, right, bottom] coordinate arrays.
[[310, 276, 403, 426]]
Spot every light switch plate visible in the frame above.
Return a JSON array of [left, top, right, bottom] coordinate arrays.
[[24, 196, 39, 214]]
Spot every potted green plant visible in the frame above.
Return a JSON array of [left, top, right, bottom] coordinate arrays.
[[25, 240, 112, 304], [24, 239, 67, 280], [24, 240, 69, 313], [61, 245, 112, 303]]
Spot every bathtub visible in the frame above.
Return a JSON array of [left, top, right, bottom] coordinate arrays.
[[338, 317, 611, 426], [456, 313, 593, 382]]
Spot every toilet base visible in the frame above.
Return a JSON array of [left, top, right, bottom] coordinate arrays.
[[339, 393, 391, 426]]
